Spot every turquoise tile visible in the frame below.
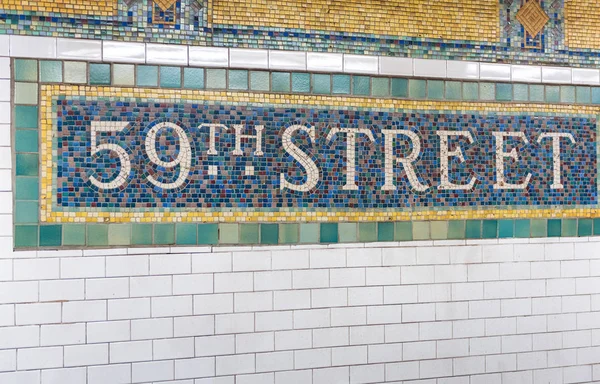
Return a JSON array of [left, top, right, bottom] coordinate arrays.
[[530, 219, 547, 237], [546, 86, 560, 103], [39, 61, 63, 83], [250, 71, 269, 91], [391, 78, 408, 98], [562, 219, 577, 237], [430, 221, 448, 240], [132, 224, 153, 245], [592, 87, 600, 104], [261, 224, 279, 245], [16, 154, 38, 176], [154, 224, 175, 245], [89, 63, 111, 85], [495, 83, 512, 101], [498, 220, 514, 238], [300, 223, 319, 243], [482, 220, 498, 239], [338, 223, 357, 243], [409, 79, 426, 99], [197, 224, 218, 245], [240, 224, 259, 244], [320, 223, 338, 243], [359, 223, 377, 242], [465, 220, 481, 239], [39, 225, 61, 247], [15, 59, 38, 82], [15, 177, 39, 200], [15, 225, 38, 248], [513, 84, 528, 101], [137, 65, 158, 87], [594, 219, 600, 236], [578, 219, 593, 237], [313, 74, 331, 94], [332, 75, 350, 94], [395, 222, 413, 241], [87, 224, 108, 247], [353, 76, 370, 96], [63, 224, 85, 246], [560, 85, 576, 103], [271, 72, 290, 92], [448, 221, 465, 239], [113, 64, 135, 86], [219, 224, 239, 243], [229, 69, 249, 90], [547, 219, 561, 237], [64, 61, 87, 84], [15, 201, 38, 223], [279, 224, 299, 244], [176, 224, 197, 245], [108, 224, 131, 246], [160, 66, 181, 88], [445, 81, 461, 100], [15, 130, 38, 153], [377, 222, 394, 242], [412, 221, 430, 240], [462, 83, 478, 100], [427, 80, 444, 100], [530, 85, 545, 102], [14, 105, 38, 129], [479, 83, 495, 101], [372, 78, 390, 97], [292, 73, 310, 93], [184, 67, 205, 89], [576, 86, 591, 104], [206, 69, 227, 89], [15, 82, 38, 105]]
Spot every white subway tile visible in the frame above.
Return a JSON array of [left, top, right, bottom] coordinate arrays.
[[511, 65, 542, 83], [293, 269, 329, 289], [275, 369, 311, 384], [106, 255, 148, 277], [216, 312, 254, 334], [230, 48, 268, 69], [130, 275, 172, 297], [294, 308, 330, 329], [150, 254, 191, 275], [146, 43, 188, 65], [86, 277, 129, 299], [437, 338, 469, 358], [413, 59, 446, 78], [349, 325, 384, 345], [385, 323, 419, 343], [269, 50, 306, 70], [382, 247, 416, 266], [379, 57, 413, 76], [41, 367, 86, 384], [348, 287, 383, 306], [103, 41, 145, 63], [347, 248, 381, 267], [131, 317, 173, 340], [214, 272, 253, 292], [87, 320, 130, 343], [454, 356, 486, 376], [194, 293, 233, 315], [446, 61, 480, 79], [64, 343, 108, 367], [542, 66, 572, 83], [14, 258, 59, 280], [331, 306, 366, 327], [307, 52, 343, 72], [402, 303, 435, 322], [403, 340, 436, 360], [237, 331, 275, 353], [195, 335, 234, 357], [63, 300, 107, 322], [274, 289, 311, 310], [401, 266, 434, 284], [132, 360, 174, 383], [189, 47, 229, 67], [343, 54, 378, 74], [485, 353, 517, 372], [367, 304, 402, 324], [480, 63, 511, 81], [295, 348, 331, 369], [174, 315, 214, 337], [40, 279, 84, 301], [10, 36, 56, 58], [235, 291, 273, 312], [533, 332, 562, 351], [88, 364, 131, 384], [16, 302, 61, 325], [174, 357, 215, 380], [0, 36, 8, 56], [109, 340, 152, 363], [57, 38, 102, 61], [271, 250, 309, 270], [310, 249, 346, 268], [0, 371, 40, 384], [108, 298, 150, 320], [233, 251, 271, 271], [61, 257, 105, 278], [385, 361, 420, 381], [151, 295, 193, 317], [275, 329, 312, 351], [453, 319, 485, 339], [154, 337, 194, 359], [17, 346, 62, 370], [383, 285, 418, 304], [420, 321, 452, 340], [216, 353, 255, 375], [173, 274, 213, 295], [420, 358, 453, 379], [255, 270, 292, 291]]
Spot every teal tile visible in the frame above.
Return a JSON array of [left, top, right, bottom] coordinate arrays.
[[578, 219, 593, 237], [271, 72, 290, 92], [219, 223, 239, 244], [547, 219, 561, 237], [338, 223, 357, 243], [89, 63, 111, 85], [87, 224, 108, 247], [15, 130, 38, 153], [240, 224, 259, 244], [560, 85, 576, 103], [395, 222, 413, 241], [14, 225, 38, 248], [378, 222, 394, 242], [592, 87, 600, 104], [250, 71, 269, 91], [132, 224, 153, 245], [530, 219, 547, 237], [320, 223, 338, 243], [594, 219, 600, 236], [229, 69, 249, 90], [300, 223, 319, 243], [197, 224, 218, 245], [482, 220, 498, 239], [495, 83, 512, 101], [15, 201, 38, 223], [427, 80, 444, 100], [112, 64, 135, 86], [448, 221, 465, 239], [15, 106, 38, 129], [16, 154, 39, 176], [184, 68, 205, 89], [15, 177, 39, 200], [64, 61, 87, 84], [462, 83, 478, 100], [529, 85, 545, 102], [498, 220, 514, 238], [292, 73, 310, 93], [445, 81, 461, 100], [206, 69, 226, 89], [546, 86, 560, 103], [313, 74, 331, 94], [576, 86, 591, 104], [160, 66, 181, 88], [154, 224, 175, 245], [63, 224, 85, 246], [176, 224, 197, 245], [391, 78, 408, 98], [108, 224, 131, 246], [479, 83, 495, 101], [279, 224, 299, 244], [39, 61, 63, 83], [359, 223, 377, 242], [39, 225, 61, 247], [137, 65, 158, 87], [332, 75, 351, 94], [562, 219, 577, 237], [353, 76, 370, 96], [430, 221, 448, 240], [15, 59, 38, 82], [465, 220, 482, 239], [513, 84, 529, 101], [412, 221, 430, 240], [15, 82, 38, 105], [409, 79, 426, 99], [261, 224, 279, 245], [372, 78, 390, 97]]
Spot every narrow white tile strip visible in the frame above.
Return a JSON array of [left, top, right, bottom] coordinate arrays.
[[307, 52, 343, 72], [379, 57, 413, 76], [0, 80, 10, 102], [480, 63, 511, 81], [344, 55, 378, 74], [0, 103, 10, 124], [542, 66, 572, 84], [446, 61, 479, 79], [188, 47, 229, 67], [413, 59, 446, 78], [572, 68, 600, 85], [57, 39, 102, 61], [230, 48, 268, 69], [511, 65, 541, 83], [0, 58, 10, 80], [103, 41, 145, 63], [146, 44, 188, 65], [10, 36, 57, 59], [269, 50, 306, 70], [0, 36, 8, 57]]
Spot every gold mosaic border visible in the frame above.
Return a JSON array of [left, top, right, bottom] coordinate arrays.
[[40, 85, 600, 223], [2, 0, 118, 17]]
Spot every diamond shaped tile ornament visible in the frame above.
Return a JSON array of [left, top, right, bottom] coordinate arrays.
[[516, 0, 550, 38], [122, 0, 138, 8], [154, 0, 177, 11]]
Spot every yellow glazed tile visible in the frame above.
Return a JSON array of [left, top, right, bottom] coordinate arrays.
[[2, 0, 118, 16]]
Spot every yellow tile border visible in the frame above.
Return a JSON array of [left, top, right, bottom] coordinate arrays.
[[40, 85, 599, 223]]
